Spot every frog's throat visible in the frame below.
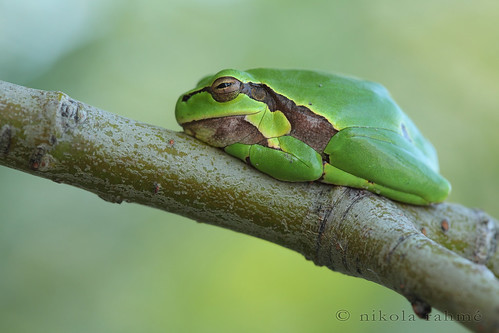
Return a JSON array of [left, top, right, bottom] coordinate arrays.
[[182, 115, 266, 148]]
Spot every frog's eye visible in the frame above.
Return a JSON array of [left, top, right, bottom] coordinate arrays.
[[211, 77, 242, 102]]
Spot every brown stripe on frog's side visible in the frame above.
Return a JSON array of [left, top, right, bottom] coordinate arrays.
[[180, 78, 338, 153], [240, 82, 338, 153]]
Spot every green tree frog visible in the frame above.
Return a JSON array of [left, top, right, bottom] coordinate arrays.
[[175, 68, 451, 205]]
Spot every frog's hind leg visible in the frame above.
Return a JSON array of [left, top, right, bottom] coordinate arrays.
[[322, 127, 451, 205]]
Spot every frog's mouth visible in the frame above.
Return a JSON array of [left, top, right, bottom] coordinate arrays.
[[182, 115, 265, 148]]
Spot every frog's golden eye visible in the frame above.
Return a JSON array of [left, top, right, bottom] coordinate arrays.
[[211, 77, 242, 102]]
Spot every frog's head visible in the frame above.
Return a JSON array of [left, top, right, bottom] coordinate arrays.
[[175, 69, 267, 147]]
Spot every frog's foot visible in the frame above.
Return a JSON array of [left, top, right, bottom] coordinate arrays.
[[322, 163, 431, 205]]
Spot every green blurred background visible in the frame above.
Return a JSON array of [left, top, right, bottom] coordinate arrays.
[[1, 0, 498, 332]]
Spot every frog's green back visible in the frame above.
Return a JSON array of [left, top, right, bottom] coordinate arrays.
[[245, 68, 439, 172], [245, 68, 402, 130]]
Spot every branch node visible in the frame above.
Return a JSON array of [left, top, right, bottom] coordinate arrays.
[[441, 218, 450, 232], [473, 210, 498, 265], [411, 299, 432, 320], [0, 124, 12, 156], [29, 144, 54, 171], [153, 182, 162, 194], [57, 94, 86, 131]]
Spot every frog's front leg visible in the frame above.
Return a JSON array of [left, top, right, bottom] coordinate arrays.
[[224, 135, 323, 182]]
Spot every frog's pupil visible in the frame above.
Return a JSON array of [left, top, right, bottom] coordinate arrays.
[[217, 82, 232, 89]]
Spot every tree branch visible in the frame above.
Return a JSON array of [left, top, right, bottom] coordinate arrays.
[[1, 80, 498, 332]]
